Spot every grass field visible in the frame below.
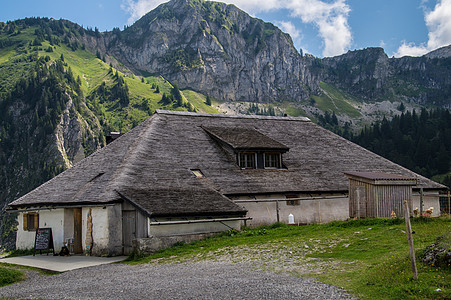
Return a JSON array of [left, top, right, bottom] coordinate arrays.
[[127, 217, 450, 299]]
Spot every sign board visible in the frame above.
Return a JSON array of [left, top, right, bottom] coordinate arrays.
[[33, 227, 54, 255]]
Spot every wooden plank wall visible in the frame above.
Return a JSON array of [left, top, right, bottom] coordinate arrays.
[[349, 179, 374, 218], [376, 185, 412, 218], [349, 179, 412, 218]]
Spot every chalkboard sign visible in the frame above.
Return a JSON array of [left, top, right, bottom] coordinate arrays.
[[33, 228, 54, 256]]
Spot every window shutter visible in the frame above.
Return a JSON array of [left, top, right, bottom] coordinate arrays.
[[23, 213, 28, 231], [34, 213, 39, 230]]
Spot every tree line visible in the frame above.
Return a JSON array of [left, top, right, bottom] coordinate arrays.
[[318, 108, 451, 186]]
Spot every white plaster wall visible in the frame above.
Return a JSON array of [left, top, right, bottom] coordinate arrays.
[[16, 209, 65, 251], [39, 209, 65, 250], [16, 204, 129, 256], [148, 219, 240, 237], [63, 209, 74, 242], [234, 195, 349, 226], [16, 211, 39, 250], [412, 193, 441, 217], [83, 207, 108, 253]]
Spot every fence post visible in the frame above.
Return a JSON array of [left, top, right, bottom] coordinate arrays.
[[419, 188, 424, 216], [448, 190, 450, 215], [404, 198, 418, 280]]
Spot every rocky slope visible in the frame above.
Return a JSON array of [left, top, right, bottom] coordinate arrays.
[[319, 47, 451, 107], [99, 0, 319, 103]]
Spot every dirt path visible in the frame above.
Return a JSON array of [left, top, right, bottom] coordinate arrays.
[[0, 260, 355, 299]]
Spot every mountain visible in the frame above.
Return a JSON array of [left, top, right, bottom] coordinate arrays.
[[89, 0, 450, 122], [425, 44, 451, 59], [320, 47, 451, 107], [96, 0, 319, 102]]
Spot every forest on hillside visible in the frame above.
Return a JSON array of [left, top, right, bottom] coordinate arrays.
[[320, 108, 451, 187]]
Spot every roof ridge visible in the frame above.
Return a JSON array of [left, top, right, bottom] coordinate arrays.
[[155, 109, 311, 122]]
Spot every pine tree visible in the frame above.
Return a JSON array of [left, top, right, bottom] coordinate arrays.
[[171, 83, 182, 103]]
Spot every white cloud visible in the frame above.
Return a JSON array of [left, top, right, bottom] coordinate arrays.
[[276, 21, 301, 39], [396, 0, 451, 57], [285, 0, 351, 57], [122, 0, 352, 57], [121, 0, 168, 24], [222, 0, 352, 56]]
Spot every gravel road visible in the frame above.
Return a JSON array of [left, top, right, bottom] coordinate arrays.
[[0, 261, 354, 299]]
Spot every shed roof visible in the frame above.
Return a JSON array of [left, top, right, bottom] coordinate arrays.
[[9, 110, 446, 214], [344, 171, 418, 186]]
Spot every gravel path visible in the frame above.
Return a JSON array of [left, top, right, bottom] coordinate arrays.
[[0, 261, 354, 299]]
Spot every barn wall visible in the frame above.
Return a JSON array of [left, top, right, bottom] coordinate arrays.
[[134, 219, 241, 254], [16, 209, 65, 251], [148, 219, 240, 236], [87, 205, 123, 256], [375, 185, 412, 218], [107, 204, 123, 255], [63, 209, 74, 244], [15, 205, 124, 256], [412, 191, 441, 217], [232, 193, 349, 226]]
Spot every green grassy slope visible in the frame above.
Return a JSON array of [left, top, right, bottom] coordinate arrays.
[[0, 20, 219, 134], [312, 81, 362, 118]]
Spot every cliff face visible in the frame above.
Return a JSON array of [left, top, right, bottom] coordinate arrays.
[[320, 47, 451, 106], [104, 0, 319, 102], [97, 0, 449, 107]]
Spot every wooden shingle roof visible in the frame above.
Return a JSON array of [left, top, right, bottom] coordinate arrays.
[[202, 126, 289, 151], [9, 110, 445, 215]]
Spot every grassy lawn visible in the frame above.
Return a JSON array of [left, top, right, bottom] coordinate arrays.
[[0, 265, 25, 287], [127, 217, 450, 299]]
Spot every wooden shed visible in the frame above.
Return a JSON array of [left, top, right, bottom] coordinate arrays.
[[345, 171, 417, 218]]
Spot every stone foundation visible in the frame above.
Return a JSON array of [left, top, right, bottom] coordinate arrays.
[[132, 232, 219, 255]]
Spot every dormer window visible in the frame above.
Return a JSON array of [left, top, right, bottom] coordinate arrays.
[[239, 152, 257, 169], [264, 152, 281, 169], [202, 126, 289, 170]]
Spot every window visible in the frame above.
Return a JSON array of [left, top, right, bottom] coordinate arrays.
[[239, 152, 256, 169], [190, 169, 204, 178], [286, 200, 300, 206], [264, 153, 281, 168], [286, 194, 300, 206], [23, 212, 39, 231]]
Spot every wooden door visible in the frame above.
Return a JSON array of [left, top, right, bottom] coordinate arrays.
[[73, 208, 83, 254], [122, 210, 136, 255]]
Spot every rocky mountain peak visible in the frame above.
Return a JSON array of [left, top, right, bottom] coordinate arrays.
[[106, 0, 317, 103], [424, 44, 451, 59]]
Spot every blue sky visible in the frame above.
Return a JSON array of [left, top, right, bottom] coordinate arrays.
[[1, 0, 450, 57]]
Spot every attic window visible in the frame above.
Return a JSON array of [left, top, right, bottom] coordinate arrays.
[[191, 169, 204, 178], [23, 212, 39, 231], [238, 152, 256, 169], [264, 153, 281, 169]]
